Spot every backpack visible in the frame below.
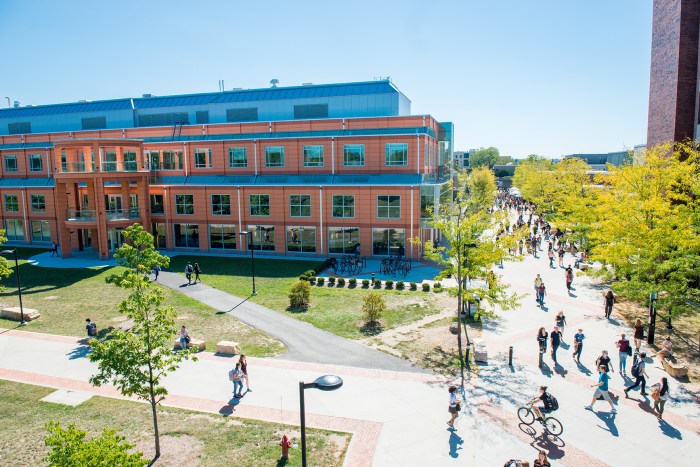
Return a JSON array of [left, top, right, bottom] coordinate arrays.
[[228, 370, 235, 381], [631, 359, 642, 377], [545, 393, 559, 411], [88, 323, 97, 337]]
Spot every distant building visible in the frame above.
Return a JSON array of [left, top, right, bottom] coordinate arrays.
[[454, 149, 478, 169], [563, 151, 632, 167]]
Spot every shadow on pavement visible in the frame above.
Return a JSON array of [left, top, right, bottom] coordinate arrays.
[[518, 423, 566, 460], [448, 429, 463, 458], [595, 412, 619, 436], [219, 397, 242, 416], [228, 297, 252, 312], [659, 419, 682, 439], [67, 345, 92, 360], [575, 361, 592, 376]]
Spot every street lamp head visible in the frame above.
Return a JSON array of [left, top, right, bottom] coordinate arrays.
[[312, 374, 343, 391], [1, 249, 16, 255], [239, 231, 249, 235]]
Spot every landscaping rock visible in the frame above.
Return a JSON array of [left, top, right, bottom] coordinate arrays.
[[216, 340, 241, 355], [173, 338, 206, 352], [661, 356, 688, 378], [1, 307, 40, 322]]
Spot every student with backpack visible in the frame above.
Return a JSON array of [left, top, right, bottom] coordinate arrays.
[[185, 262, 193, 284], [529, 386, 558, 421], [585, 365, 616, 413], [616, 333, 632, 375], [564, 266, 574, 293], [624, 352, 649, 397], [550, 327, 562, 363], [152, 265, 160, 281], [193, 262, 201, 283], [537, 282, 546, 307], [595, 350, 613, 374], [572, 329, 585, 363], [85, 318, 97, 339]]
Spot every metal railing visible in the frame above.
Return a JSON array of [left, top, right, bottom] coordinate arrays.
[[59, 162, 96, 173], [101, 160, 139, 172], [106, 209, 140, 221], [65, 209, 140, 222], [66, 210, 97, 221]]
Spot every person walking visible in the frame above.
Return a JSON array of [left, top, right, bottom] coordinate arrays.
[[447, 385, 459, 428], [555, 311, 567, 339], [603, 291, 615, 319], [651, 377, 670, 420], [230, 362, 244, 398], [533, 450, 551, 467], [557, 246, 565, 267], [616, 333, 632, 375], [537, 327, 549, 354], [185, 262, 193, 285], [595, 350, 612, 374], [585, 365, 617, 413], [537, 282, 546, 308], [534, 274, 543, 292], [550, 326, 562, 363], [179, 325, 189, 351], [564, 266, 574, 293], [50, 242, 59, 257], [548, 248, 555, 268], [239, 354, 252, 392], [152, 265, 160, 281], [193, 262, 201, 283], [624, 352, 649, 397], [573, 328, 585, 363], [633, 319, 644, 352]]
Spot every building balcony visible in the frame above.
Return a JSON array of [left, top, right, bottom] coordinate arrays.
[[56, 160, 143, 174], [66, 209, 140, 222]]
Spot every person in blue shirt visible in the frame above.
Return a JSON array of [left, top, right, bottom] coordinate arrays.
[[585, 365, 616, 413], [572, 329, 585, 363]]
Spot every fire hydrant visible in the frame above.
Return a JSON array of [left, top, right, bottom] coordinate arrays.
[[280, 434, 291, 459]]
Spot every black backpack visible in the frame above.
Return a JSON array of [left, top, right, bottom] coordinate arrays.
[[545, 393, 559, 411], [631, 359, 642, 377]]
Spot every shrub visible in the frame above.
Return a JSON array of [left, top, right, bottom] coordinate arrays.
[[410, 282, 417, 291], [373, 279, 382, 288], [349, 278, 357, 287], [434, 281, 442, 289], [384, 279, 394, 289], [299, 269, 316, 281], [422, 282, 430, 292], [317, 277, 325, 286], [289, 281, 311, 309], [362, 279, 370, 288], [396, 280, 405, 290], [362, 292, 386, 324], [309, 277, 316, 285], [337, 277, 346, 287], [328, 276, 336, 286]]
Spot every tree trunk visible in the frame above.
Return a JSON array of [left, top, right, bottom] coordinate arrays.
[[150, 387, 160, 463]]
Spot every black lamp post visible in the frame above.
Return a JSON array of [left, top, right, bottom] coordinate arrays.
[[1, 249, 26, 326], [299, 375, 343, 467], [239, 231, 256, 296], [648, 292, 657, 345]]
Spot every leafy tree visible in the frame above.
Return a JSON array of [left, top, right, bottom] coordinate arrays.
[[88, 224, 195, 462], [362, 293, 386, 324], [494, 156, 514, 165], [511, 157, 556, 210], [44, 421, 148, 467], [0, 230, 13, 290], [469, 147, 500, 168], [289, 280, 311, 309]]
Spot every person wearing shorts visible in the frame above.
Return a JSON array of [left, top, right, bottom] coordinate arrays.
[[529, 386, 555, 421], [447, 385, 459, 428], [585, 366, 616, 413]]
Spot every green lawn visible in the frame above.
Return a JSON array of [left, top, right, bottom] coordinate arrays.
[[0, 250, 284, 357], [168, 255, 444, 339], [0, 380, 348, 466]]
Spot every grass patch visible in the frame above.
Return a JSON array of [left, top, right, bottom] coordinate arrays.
[[0, 379, 348, 466], [0, 260, 284, 357]]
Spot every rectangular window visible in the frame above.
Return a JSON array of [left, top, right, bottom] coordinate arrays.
[[294, 104, 328, 119], [420, 185, 435, 219], [4, 155, 18, 172], [8, 122, 31, 134], [247, 225, 275, 251], [303, 145, 324, 167], [28, 154, 43, 172], [81, 116, 107, 130], [211, 194, 231, 216], [226, 108, 258, 122], [209, 224, 236, 250], [31, 194, 46, 213], [123, 151, 137, 171], [194, 148, 212, 168], [343, 144, 365, 167], [148, 151, 160, 171], [228, 147, 248, 168], [175, 194, 194, 215], [150, 195, 164, 214], [4, 194, 19, 212], [162, 150, 183, 170], [249, 194, 270, 216], [385, 143, 409, 166], [287, 226, 316, 253], [152, 222, 166, 249], [328, 227, 360, 254], [289, 194, 311, 217], [195, 111, 209, 124], [103, 151, 117, 172], [377, 195, 401, 219], [265, 146, 284, 168], [372, 228, 406, 256], [31, 220, 51, 242], [4, 219, 24, 241], [173, 223, 199, 248], [332, 195, 354, 218], [137, 112, 188, 127]]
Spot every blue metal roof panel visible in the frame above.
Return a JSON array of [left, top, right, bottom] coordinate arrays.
[[0, 142, 54, 150], [0, 178, 54, 188], [0, 99, 133, 119]]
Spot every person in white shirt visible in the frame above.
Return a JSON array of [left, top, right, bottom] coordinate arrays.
[[447, 386, 459, 428], [651, 377, 670, 419]]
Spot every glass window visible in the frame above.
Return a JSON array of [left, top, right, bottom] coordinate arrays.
[[175, 194, 194, 215], [148, 151, 160, 171], [289, 194, 311, 217], [372, 228, 406, 256], [332, 195, 354, 218], [162, 150, 183, 170], [103, 151, 117, 172], [4, 155, 18, 172], [385, 143, 409, 166], [31, 194, 46, 213], [343, 144, 365, 166], [228, 147, 248, 168], [150, 194, 164, 214], [4, 219, 24, 241], [124, 151, 137, 171], [303, 145, 324, 167], [4, 194, 19, 212], [28, 154, 43, 172], [328, 227, 360, 254], [247, 225, 275, 251], [420, 185, 435, 219], [209, 224, 236, 250], [173, 223, 199, 248], [152, 222, 166, 249], [211, 194, 231, 216], [287, 226, 316, 253], [249, 194, 270, 216], [377, 195, 401, 219], [194, 148, 212, 168], [265, 146, 284, 168], [31, 220, 51, 242]]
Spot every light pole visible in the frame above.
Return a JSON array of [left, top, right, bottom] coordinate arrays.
[[239, 231, 256, 296], [648, 292, 657, 345], [1, 249, 26, 326], [299, 375, 343, 467]]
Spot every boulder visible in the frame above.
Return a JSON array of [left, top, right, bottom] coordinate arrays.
[[1, 307, 40, 322], [216, 340, 241, 355], [661, 356, 688, 378], [173, 338, 206, 352]]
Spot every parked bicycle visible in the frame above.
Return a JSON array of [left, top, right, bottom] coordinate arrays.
[[517, 402, 563, 436]]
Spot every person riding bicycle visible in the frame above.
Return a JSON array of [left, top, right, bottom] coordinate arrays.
[[529, 386, 556, 421]]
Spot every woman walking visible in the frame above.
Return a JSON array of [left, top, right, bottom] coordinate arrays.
[[230, 362, 244, 398], [595, 350, 613, 374], [573, 328, 585, 363], [447, 386, 459, 428], [537, 327, 549, 354], [555, 311, 567, 339], [603, 291, 615, 319], [537, 282, 547, 307], [239, 354, 252, 392], [193, 262, 202, 283], [534, 450, 551, 467], [651, 377, 670, 419], [616, 333, 632, 375], [633, 319, 644, 352]]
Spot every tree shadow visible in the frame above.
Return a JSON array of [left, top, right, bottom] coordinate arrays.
[[286, 306, 309, 314], [448, 429, 464, 458], [360, 321, 384, 336], [67, 345, 92, 360], [659, 419, 682, 439], [594, 412, 619, 436]]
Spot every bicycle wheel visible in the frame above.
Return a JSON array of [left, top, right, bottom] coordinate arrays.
[[544, 416, 563, 436], [517, 407, 535, 425]]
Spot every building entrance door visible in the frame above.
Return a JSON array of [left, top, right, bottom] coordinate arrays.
[[108, 228, 124, 252]]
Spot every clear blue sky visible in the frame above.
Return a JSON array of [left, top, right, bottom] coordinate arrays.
[[0, 0, 652, 158]]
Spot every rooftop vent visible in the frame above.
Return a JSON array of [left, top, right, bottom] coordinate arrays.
[[13, 101, 21, 108], [78, 99, 91, 103], [270, 79, 279, 88], [302, 83, 313, 86], [142, 94, 152, 98]]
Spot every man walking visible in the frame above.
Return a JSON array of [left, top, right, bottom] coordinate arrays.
[[185, 262, 193, 284], [624, 352, 649, 397], [565, 266, 574, 293], [585, 365, 617, 413], [50, 242, 59, 257], [573, 328, 585, 363], [550, 326, 562, 363]]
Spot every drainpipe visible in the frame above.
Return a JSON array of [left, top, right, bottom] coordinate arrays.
[[237, 186, 243, 251], [21, 188, 28, 243], [319, 186, 323, 255], [331, 137, 335, 175], [416, 135, 421, 174], [254, 140, 258, 176], [410, 186, 414, 259], [183, 143, 188, 176]]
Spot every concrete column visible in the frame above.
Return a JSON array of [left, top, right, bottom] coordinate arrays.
[[55, 182, 72, 258]]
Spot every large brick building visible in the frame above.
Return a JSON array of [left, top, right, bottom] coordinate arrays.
[[647, 0, 700, 148], [0, 80, 453, 260]]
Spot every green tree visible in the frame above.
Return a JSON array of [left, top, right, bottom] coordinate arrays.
[[469, 147, 500, 168], [88, 224, 195, 462], [45, 421, 148, 467], [0, 230, 13, 290], [289, 280, 311, 309], [362, 292, 386, 324]]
